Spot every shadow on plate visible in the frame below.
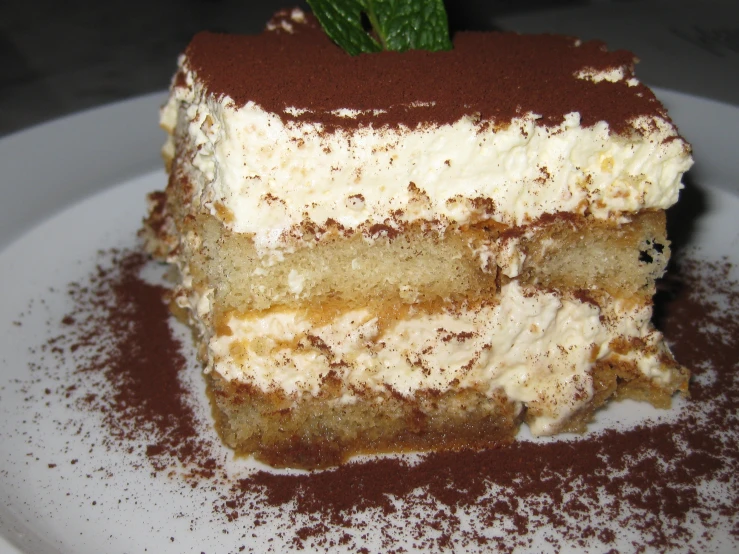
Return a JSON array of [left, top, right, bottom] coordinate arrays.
[[652, 171, 708, 332]]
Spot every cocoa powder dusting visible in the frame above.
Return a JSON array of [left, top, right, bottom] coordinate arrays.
[[15, 248, 739, 552], [37, 250, 216, 477], [183, 12, 664, 134]]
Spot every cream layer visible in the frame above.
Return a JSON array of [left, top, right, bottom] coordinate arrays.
[[161, 59, 691, 258], [202, 282, 671, 435]]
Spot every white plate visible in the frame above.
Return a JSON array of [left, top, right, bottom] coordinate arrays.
[[0, 89, 737, 554]]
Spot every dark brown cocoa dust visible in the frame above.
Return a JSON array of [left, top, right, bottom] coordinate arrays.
[[184, 11, 666, 134], [22, 248, 739, 553]]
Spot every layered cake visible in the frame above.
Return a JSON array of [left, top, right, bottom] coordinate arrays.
[[143, 8, 692, 468]]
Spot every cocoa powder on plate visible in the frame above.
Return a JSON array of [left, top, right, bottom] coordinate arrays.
[[21, 248, 739, 553]]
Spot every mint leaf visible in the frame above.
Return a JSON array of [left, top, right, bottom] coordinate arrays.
[[307, 0, 452, 55], [307, 0, 382, 55], [369, 0, 452, 52]]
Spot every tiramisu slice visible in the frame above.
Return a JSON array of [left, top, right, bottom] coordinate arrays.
[[143, 8, 692, 468]]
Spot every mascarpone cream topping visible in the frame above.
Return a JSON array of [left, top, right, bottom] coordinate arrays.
[[161, 59, 691, 255]]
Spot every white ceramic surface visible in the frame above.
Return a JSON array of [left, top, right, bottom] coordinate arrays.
[[0, 89, 737, 553]]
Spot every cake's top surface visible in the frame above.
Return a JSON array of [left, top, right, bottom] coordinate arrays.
[[180, 9, 664, 133]]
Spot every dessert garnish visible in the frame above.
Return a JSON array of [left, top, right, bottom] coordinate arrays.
[[306, 0, 452, 54]]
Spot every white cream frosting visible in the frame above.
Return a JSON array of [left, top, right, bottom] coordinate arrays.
[[161, 57, 692, 258], [206, 282, 668, 435]]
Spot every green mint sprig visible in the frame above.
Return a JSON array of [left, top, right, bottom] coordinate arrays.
[[306, 0, 453, 55]]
